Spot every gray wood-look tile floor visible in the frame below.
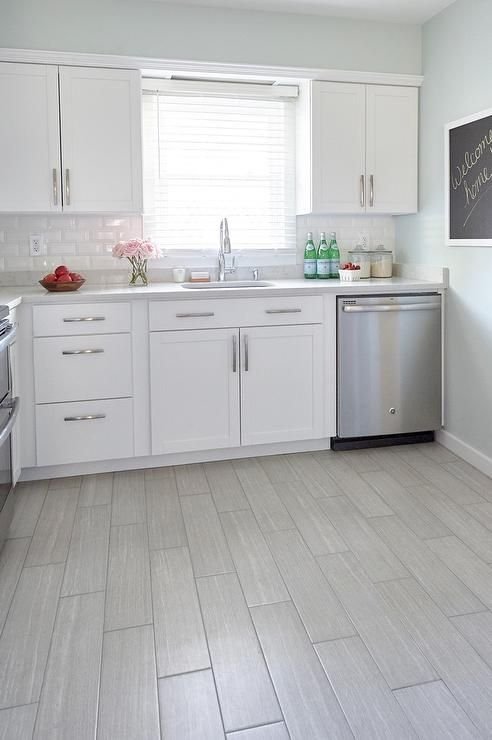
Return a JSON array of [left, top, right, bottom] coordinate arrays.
[[1, 443, 492, 738]]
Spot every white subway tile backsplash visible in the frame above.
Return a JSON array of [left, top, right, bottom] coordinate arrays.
[[0, 212, 395, 284]]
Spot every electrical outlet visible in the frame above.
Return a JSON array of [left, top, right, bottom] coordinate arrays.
[[29, 234, 46, 257]]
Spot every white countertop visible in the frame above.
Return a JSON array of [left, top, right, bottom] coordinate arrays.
[[0, 276, 445, 310]]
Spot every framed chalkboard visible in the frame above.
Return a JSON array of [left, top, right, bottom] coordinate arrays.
[[445, 108, 492, 246]]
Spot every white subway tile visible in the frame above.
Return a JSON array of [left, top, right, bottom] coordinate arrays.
[[45, 230, 62, 242], [0, 243, 20, 256], [5, 256, 35, 271], [46, 244, 77, 256]]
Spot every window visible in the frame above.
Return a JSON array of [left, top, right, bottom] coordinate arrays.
[[142, 80, 297, 259]]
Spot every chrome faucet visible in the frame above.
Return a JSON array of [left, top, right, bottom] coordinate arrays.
[[218, 218, 236, 281]]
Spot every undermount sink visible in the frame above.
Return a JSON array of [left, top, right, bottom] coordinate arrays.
[[181, 280, 273, 289]]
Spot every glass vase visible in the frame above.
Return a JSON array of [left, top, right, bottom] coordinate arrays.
[[128, 257, 148, 286]]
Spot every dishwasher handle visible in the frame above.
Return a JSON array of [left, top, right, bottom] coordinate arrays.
[[342, 302, 441, 314]]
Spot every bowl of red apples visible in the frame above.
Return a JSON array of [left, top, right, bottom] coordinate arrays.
[[39, 265, 85, 292], [338, 262, 361, 282]]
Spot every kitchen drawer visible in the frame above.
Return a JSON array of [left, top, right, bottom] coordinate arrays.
[[33, 302, 131, 336], [33, 333, 133, 403], [149, 296, 323, 331], [36, 398, 134, 466]]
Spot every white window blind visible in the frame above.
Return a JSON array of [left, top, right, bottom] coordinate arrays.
[[142, 81, 297, 253]]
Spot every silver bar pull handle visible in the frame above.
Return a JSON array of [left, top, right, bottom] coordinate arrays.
[[65, 168, 71, 206], [232, 335, 237, 373], [244, 334, 249, 372], [0, 397, 20, 447], [360, 175, 365, 208], [265, 308, 302, 315], [52, 168, 58, 206], [62, 349, 104, 355], [63, 316, 105, 323], [176, 312, 215, 318], [369, 174, 374, 207], [343, 303, 441, 314], [64, 414, 106, 422]]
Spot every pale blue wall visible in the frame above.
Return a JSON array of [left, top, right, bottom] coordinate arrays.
[[396, 0, 492, 459], [0, 0, 421, 73]]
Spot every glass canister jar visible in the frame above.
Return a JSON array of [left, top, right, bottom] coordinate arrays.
[[370, 246, 393, 278], [348, 249, 372, 279]]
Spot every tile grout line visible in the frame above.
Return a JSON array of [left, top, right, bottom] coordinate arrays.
[[95, 473, 115, 740], [175, 467, 230, 738], [142, 470, 163, 740]]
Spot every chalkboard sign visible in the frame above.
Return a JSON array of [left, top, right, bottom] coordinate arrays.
[[446, 108, 492, 246]]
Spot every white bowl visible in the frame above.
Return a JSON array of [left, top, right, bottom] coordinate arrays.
[[338, 269, 361, 282]]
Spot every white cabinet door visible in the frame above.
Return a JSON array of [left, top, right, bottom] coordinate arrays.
[[366, 85, 418, 214], [240, 324, 324, 446], [0, 63, 61, 212], [311, 82, 366, 214], [59, 67, 143, 212], [150, 329, 240, 455]]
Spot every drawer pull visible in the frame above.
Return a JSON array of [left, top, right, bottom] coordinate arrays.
[[265, 308, 302, 314], [64, 414, 106, 422], [232, 334, 237, 373], [62, 349, 104, 355], [175, 312, 215, 318], [65, 168, 71, 206], [244, 334, 249, 372], [63, 316, 106, 323]]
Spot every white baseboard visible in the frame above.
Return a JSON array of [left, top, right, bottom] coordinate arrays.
[[436, 430, 492, 478], [20, 437, 332, 482]]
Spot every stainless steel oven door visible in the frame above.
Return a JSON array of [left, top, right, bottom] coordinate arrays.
[[0, 396, 20, 552], [0, 325, 16, 403]]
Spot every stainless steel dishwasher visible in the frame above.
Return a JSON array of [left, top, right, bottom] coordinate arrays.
[[336, 293, 442, 445]]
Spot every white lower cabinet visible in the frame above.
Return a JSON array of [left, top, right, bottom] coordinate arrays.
[[36, 398, 133, 466], [240, 324, 324, 446], [150, 328, 240, 455], [150, 323, 324, 455], [27, 297, 328, 471]]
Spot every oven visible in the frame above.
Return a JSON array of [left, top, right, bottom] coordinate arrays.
[[0, 307, 20, 553]]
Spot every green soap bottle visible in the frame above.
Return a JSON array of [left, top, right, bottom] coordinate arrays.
[[303, 232, 317, 279], [328, 231, 340, 278], [316, 232, 330, 279]]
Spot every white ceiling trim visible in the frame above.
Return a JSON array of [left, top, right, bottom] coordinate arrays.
[[0, 48, 424, 87]]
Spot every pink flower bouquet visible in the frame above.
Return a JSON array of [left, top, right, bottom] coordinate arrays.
[[112, 238, 161, 286]]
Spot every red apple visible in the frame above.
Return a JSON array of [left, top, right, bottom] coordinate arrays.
[[69, 272, 83, 282], [56, 273, 72, 283], [55, 265, 69, 278], [43, 273, 57, 283]]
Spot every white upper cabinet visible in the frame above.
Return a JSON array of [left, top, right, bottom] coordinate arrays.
[[0, 63, 142, 213], [297, 80, 418, 215], [0, 63, 61, 212], [59, 67, 142, 213], [366, 85, 418, 214]]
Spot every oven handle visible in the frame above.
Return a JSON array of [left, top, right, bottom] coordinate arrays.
[[0, 397, 20, 448], [0, 324, 17, 353], [342, 303, 441, 313]]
